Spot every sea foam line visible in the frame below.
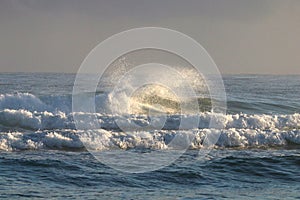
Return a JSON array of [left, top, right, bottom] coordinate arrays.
[[1, 108, 300, 130], [0, 128, 299, 151]]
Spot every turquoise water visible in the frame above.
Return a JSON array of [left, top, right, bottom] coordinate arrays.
[[0, 73, 299, 199]]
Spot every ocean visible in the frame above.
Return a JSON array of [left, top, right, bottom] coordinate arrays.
[[0, 73, 299, 199]]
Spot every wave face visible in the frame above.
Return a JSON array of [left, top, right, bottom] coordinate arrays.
[[0, 73, 300, 151]]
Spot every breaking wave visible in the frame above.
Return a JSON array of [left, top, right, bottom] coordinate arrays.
[[0, 93, 299, 151]]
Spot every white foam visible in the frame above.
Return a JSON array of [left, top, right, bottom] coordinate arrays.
[[43, 131, 83, 149], [0, 92, 299, 151], [0, 132, 43, 151], [0, 128, 299, 151], [0, 109, 69, 130], [0, 108, 300, 131], [0, 109, 42, 130], [0, 93, 49, 112]]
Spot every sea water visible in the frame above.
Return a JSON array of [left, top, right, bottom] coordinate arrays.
[[0, 73, 299, 199]]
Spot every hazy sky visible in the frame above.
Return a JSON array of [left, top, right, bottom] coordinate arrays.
[[0, 0, 299, 74]]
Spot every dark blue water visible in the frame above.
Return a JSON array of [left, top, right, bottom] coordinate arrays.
[[1, 150, 299, 199], [0, 73, 299, 199]]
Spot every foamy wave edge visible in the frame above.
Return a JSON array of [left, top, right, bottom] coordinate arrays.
[[0, 128, 299, 151], [1, 108, 300, 130], [0, 92, 299, 151]]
